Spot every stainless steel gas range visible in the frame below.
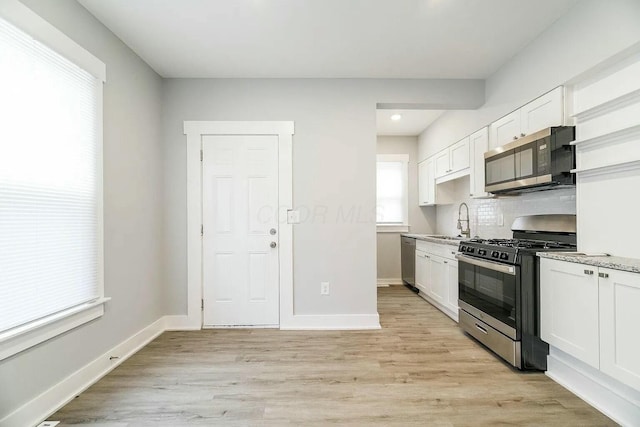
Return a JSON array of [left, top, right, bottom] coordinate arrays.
[[456, 214, 577, 370]]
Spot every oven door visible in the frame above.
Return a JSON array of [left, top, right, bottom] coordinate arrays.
[[456, 254, 519, 339]]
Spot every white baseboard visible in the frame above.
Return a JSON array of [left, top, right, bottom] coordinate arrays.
[[377, 278, 403, 287], [0, 317, 166, 427], [280, 313, 381, 330], [164, 314, 199, 331], [546, 347, 640, 426]]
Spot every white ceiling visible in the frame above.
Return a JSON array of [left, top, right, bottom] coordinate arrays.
[[376, 109, 443, 136], [78, 0, 579, 79]]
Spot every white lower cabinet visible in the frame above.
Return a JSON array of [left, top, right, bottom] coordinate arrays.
[[540, 258, 600, 368], [445, 258, 459, 317], [599, 268, 640, 391], [415, 241, 459, 322], [540, 258, 640, 391], [415, 249, 429, 295]]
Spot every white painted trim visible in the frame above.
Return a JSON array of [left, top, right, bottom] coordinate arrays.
[[547, 347, 640, 427], [183, 121, 295, 330], [163, 315, 200, 331], [377, 278, 403, 287], [280, 314, 381, 330], [376, 225, 409, 233], [0, 317, 166, 427], [0, 0, 106, 81], [0, 298, 110, 361]]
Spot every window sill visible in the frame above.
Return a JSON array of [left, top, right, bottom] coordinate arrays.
[[0, 297, 110, 361], [377, 224, 410, 233]]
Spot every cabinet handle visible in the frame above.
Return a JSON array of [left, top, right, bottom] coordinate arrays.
[[598, 272, 609, 278], [475, 323, 488, 334], [513, 136, 518, 140], [520, 133, 526, 137], [584, 269, 594, 275], [444, 261, 448, 264]]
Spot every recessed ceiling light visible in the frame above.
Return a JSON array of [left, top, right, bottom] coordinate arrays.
[[391, 114, 402, 121]]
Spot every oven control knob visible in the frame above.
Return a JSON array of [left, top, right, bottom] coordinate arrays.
[[478, 249, 486, 256], [460, 245, 466, 252], [467, 247, 475, 253], [491, 251, 499, 258], [500, 252, 509, 260]]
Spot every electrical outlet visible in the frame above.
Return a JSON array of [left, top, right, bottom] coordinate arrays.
[[320, 282, 330, 296], [497, 213, 504, 227]]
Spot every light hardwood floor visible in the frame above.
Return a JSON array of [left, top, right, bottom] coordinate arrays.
[[51, 286, 614, 426]]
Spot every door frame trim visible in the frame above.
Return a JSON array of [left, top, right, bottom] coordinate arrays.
[[183, 121, 294, 329]]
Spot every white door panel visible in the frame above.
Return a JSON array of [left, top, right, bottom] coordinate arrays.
[[202, 135, 279, 327]]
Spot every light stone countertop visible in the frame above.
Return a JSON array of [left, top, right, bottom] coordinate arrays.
[[401, 234, 467, 247], [537, 252, 640, 274]]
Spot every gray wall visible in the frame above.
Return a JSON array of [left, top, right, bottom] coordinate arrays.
[[419, 0, 640, 161], [0, 0, 164, 419], [376, 136, 435, 281], [162, 79, 484, 316]]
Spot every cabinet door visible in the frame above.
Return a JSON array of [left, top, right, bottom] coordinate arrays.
[[599, 268, 640, 390], [450, 137, 470, 173], [540, 259, 600, 368], [428, 255, 447, 304], [418, 160, 430, 206], [521, 86, 563, 136], [415, 251, 429, 294], [435, 150, 450, 177], [489, 109, 520, 150], [445, 258, 459, 321], [469, 127, 490, 198]]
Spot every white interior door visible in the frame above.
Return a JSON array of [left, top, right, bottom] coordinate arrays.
[[202, 135, 279, 327]]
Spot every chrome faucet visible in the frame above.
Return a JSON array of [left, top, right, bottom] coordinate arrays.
[[457, 202, 471, 238]]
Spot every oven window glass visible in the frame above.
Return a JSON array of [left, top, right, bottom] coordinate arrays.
[[485, 151, 515, 186], [458, 261, 517, 329]]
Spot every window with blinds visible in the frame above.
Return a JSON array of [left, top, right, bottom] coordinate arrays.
[[376, 155, 409, 227], [0, 14, 103, 334]]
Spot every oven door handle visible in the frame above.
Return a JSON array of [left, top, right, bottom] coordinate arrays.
[[455, 254, 516, 276]]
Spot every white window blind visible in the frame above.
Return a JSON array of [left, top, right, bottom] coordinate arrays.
[[0, 15, 101, 333], [376, 155, 408, 225]]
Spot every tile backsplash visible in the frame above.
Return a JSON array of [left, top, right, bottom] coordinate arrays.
[[436, 176, 576, 239]]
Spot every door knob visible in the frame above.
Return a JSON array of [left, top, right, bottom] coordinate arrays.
[[270, 242, 277, 248], [270, 228, 277, 235]]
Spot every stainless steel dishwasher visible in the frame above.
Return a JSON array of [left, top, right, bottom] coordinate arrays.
[[401, 236, 417, 292]]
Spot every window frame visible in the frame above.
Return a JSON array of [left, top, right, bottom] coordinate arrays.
[[0, 0, 107, 361], [376, 154, 410, 233]]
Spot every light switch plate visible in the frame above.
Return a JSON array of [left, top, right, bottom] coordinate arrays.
[[287, 209, 300, 224]]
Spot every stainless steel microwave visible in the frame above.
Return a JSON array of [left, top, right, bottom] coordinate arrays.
[[484, 126, 575, 194]]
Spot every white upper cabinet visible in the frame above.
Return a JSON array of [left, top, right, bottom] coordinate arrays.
[[418, 157, 453, 206], [418, 160, 430, 206], [469, 127, 490, 198], [434, 137, 470, 179], [490, 110, 521, 149], [489, 87, 564, 150], [521, 86, 564, 136], [450, 137, 470, 172], [435, 150, 450, 177]]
